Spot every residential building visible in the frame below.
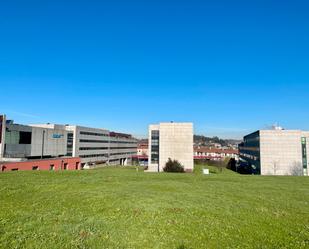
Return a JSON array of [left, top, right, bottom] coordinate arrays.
[[133, 143, 149, 166], [137, 143, 148, 157], [148, 122, 194, 172], [239, 128, 309, 176], [194, 147, 239, 160]]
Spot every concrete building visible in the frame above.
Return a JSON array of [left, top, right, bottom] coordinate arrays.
[[148, 122, 194, 172], [239, 129, 309, 176], [1, 116, 68, 160], [0, 115, 137, 168]]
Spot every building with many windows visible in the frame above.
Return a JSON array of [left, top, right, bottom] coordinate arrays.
[[0, 115, 137, 169], [148, 122, 194, 172], [239, 128, 309, 176]]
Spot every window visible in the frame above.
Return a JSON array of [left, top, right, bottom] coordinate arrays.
[[19, 131, 32, 144], [75, 162, 79, 170], [66, 133, 73, 156], [151, 130, 159, 164], [80, 131, 108, 137], [302, 137, 307, 170], [109, 147, 137, 150], [80, 139, 109, 143], [79, 154, 108, 158], [79, 147, 108, 150], [32, 166, 39, 170], [63, 163, 68, 170], [50, 164, 55, 171]]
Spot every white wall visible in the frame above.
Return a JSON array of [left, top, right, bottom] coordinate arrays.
[[149, 123, 194, 172], [260, 130, 309, 176]]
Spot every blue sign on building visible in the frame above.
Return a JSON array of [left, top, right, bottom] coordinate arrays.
[[52, 134, 64, 139]]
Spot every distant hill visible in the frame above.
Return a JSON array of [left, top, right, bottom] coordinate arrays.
[[137, 136, 241, 147], [194, 135, 241, 147]]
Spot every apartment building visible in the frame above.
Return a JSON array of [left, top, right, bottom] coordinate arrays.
[[148, 122, 194, 172], [239, 129, 309, 176]]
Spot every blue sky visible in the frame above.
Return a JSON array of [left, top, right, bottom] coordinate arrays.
[[1, 0, 309, 139]]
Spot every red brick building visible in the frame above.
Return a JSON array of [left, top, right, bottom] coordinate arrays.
[[1, 157, 81, 172]]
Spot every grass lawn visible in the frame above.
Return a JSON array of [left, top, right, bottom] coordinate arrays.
[[0, 165, 308, 249]]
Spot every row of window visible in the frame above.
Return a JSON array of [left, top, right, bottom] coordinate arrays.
[[79, 154, 108, 158], [79, 147, 108, 150], [79, 139, 137, 144], [151, 130, 160, 164], [79, 146, 137, 151], [110, 152, 136, 156], [80, 131, 109, 137]]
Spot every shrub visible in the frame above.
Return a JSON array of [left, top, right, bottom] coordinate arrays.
[[163, 158, 185, 173]]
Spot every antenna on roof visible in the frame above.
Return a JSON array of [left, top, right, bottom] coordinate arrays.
[[272, 123, 284, 130]]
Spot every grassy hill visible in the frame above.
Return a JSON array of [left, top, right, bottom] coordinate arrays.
[[0, 166, 308, 249]]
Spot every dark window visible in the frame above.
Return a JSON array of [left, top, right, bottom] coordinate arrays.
[[19, 131, 32, 144], [64, 163, 68, 170], [109, 147, 137, 150], [110, 141, 137, 144], [32, 166, 39, 170], [151, 130, 159, 164], [302, 137, 307, 169], [79, 147, 108, 150], [110, 152, 136, 156], [11, 168, 18, 171], [79, 154, 108, 158], [80, 139, 109, 143], [50, 165, 55, 171], [80, 131, 108, 137]]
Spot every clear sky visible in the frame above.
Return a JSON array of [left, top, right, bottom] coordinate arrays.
[[1, 0, 309, 139]]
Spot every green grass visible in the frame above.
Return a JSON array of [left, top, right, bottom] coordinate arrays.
[[0, 166, 308, 249]]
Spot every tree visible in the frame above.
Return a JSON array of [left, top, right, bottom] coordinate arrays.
[[163, 158, 185, 173]]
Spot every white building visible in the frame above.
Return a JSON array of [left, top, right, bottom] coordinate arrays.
[[239, 129, 309, 176], [148, 122, 194, 172]]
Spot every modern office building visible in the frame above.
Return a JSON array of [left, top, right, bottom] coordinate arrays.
[[0, 116, 68, 160], [148, 122, 194, 172], [239, 128, 309, 176], [0, 115, 137, 168]]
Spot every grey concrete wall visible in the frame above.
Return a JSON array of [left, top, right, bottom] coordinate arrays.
[[30, 126, 68, 157]]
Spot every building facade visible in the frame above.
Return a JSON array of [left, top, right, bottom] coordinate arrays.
[[0, 115, 137, 168], [148, 122, 194, 172], [1, 117, 68, 160], [239, 129, 309, 176]]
